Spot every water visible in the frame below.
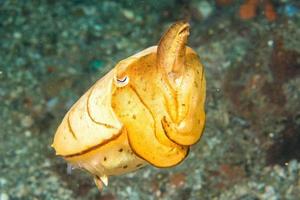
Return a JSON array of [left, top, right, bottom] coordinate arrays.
[[0, 0, 299, 199]]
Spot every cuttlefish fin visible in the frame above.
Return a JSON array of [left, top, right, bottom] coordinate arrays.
[[157, 21, 190, 79], [94, 175, 109, 191]]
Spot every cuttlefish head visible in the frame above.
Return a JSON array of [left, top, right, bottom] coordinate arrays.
[[113, 21, 205, 147], [114, 21, 191, 89]]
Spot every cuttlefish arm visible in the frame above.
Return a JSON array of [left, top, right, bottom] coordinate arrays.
[[158, 21, 205, 146], [94, 175, 108, 191], [157, 21, 189, 81]]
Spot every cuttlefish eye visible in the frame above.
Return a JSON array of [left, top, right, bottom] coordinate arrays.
[[114, 75, 129, 87]]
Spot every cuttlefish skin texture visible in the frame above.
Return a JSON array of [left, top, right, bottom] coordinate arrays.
[[52, 21, 206, 190]]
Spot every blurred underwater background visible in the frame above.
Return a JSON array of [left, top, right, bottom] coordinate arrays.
[[0, 0, 299, 199]]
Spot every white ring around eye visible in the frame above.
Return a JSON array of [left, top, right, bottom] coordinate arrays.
[[114, 75, 129, 87]]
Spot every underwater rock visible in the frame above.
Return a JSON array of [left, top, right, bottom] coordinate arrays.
[[21, 115, 34, 128]]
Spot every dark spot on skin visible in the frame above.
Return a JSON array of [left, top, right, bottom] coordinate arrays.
[[119, 148, 123, 152], [132, 114, 136, 119], [123, 165, 128, 169], [194, 81, 198, 88], [182, 104, 185, 106], [104, 157, 107, 161], [128, 100, 131, 104]]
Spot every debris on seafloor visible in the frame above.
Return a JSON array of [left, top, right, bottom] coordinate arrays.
[[262, 37, 300, 105], [223, 36, 300, 166], [239, 0, 277, 21], [267, 115, 300, 166], [216, 0, 277, 21], [215, 0, 234, 6], [282, 4, 299, 17], [52, 21, 206, 191], [169, 172, 187, 189]]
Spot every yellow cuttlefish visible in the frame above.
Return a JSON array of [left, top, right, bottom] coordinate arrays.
[[52, 21, 206, 191]]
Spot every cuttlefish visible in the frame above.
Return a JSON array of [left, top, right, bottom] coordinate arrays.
[[52, 21, 206, 190]]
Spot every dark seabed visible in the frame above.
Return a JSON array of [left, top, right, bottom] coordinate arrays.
[[0, 0, 299, 199]]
